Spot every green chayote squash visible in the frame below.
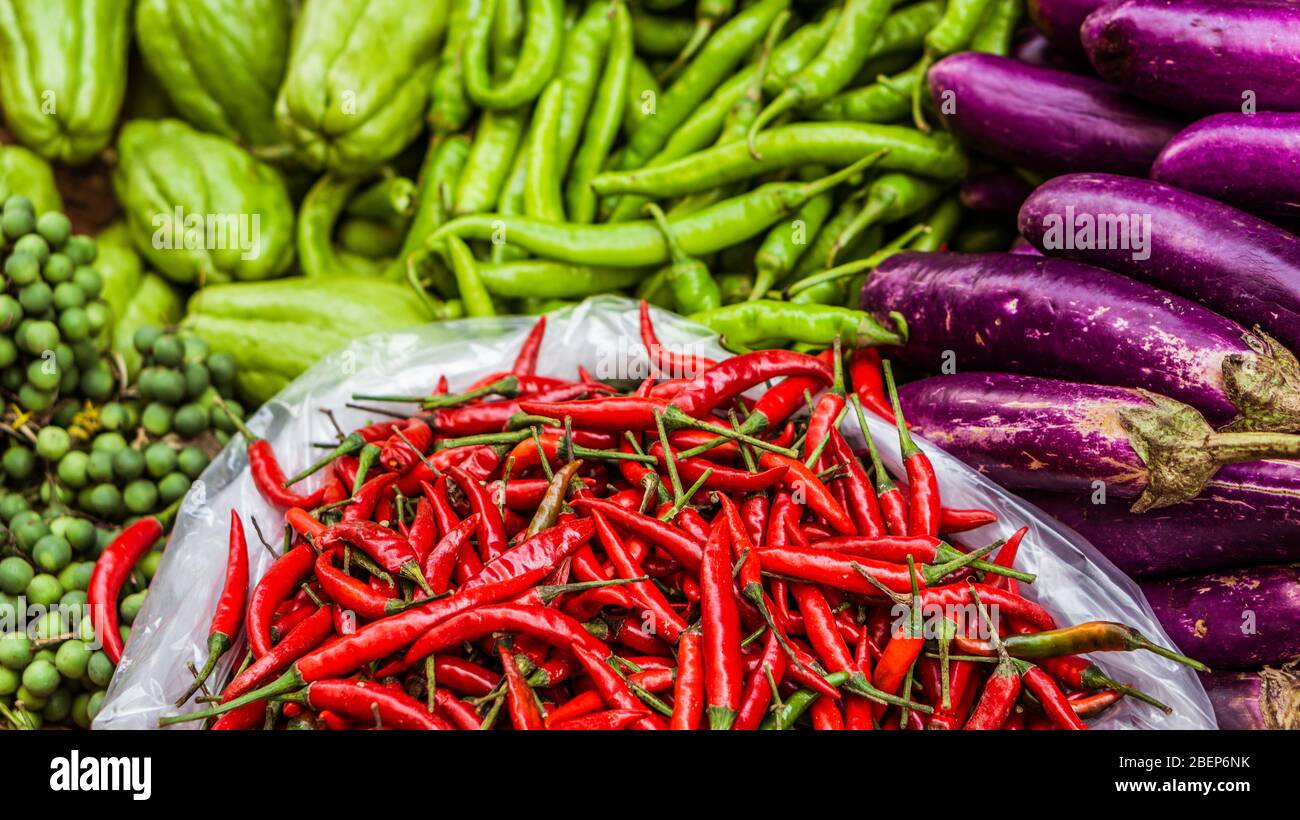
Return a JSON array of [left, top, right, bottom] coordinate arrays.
[[95, 222, 184, 377], [0, 0, 131, 165], [135, 0, 292, 147], [112, 118, 296, 285], [275, 0, 449, 177], [0, 144, 63, 214], [183, 276, 434, 404]]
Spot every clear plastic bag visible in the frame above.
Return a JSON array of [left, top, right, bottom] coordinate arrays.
[[96, 296, 1216, 729]]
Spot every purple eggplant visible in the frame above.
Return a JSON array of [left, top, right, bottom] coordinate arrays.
[[1151, 112, 1300, 218], [1139, 564, 1300, 670], [1200, 667, 1300, 729], [861, 251, 1300, 431], [1082, 0, 1300, 115], [927, 53, 1181, 176], [1008, 236, 1042, 255], [1023, 490, 1300, 577], [1027, 0, 1106, 59], [959, 170, 1035, 216], [1018, 173, 1300, 360], [897, 372, 1300, 511]]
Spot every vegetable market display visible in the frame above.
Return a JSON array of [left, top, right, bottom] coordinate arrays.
[[153, 310, 1206, 731], [0, 0, 1294, 731], [856, 0, 1300, 728]]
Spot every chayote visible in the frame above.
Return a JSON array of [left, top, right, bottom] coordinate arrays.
[[95, 222, 185, 377], [183, 276, 434, 404], [0, 144, 63, 215], [275, 0, 449, 177], [135, 0, 292, 147], [112, 118, 296, 285], [0, 0, 132, 165]]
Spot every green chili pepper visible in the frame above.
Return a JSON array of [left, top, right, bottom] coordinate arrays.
[[554, 3, 612, 181], [690, 300, 906, 350], [493, 142, 532, 264], [793, 224, 881, 307], [477, 261, 644, 298], [429, 0, 486, 134], [716, 272, 754, 304], [970, 0, 1023, 56], [454, 108, 528, 215], [869, 0, 946, 59], [786, 223, 930, 299], [346, 177, 417, 222], [909, 194, 963, 252], [431, 152, 884, 268], [635, 269, 676, 311], [810, 60, 925, 123], [298, 176, 371, 279], [645, 203, 722, 314], [567, 1, 632, 223], [629, 9, 696, 56], [914, 0, 996, 129], [760, 671, 849, 729], [524, 78, 567, 221], [748, 0, 894, 154], [464, 0, 565, 111], [595, 123, 968, 200], [827, 172, 947, 266], [442, 235, 496, 319], [337, 219, 404, 260], [657, 0, 736, 84], [388, 135, 472, 291], [622, 0, 789, 170], [752, 165, 833, 300], [622, 57, 661, 140]]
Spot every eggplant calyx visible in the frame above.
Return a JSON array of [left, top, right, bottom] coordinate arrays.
[[1221, 328, 1300, 433], [1122, 389, 1300, 512]]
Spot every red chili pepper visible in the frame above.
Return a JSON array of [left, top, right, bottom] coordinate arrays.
[[221, 605, 334, 702], [827, 428, 886, 538], [499, 645, 546, 730], [320, 472, 348, 507], [921, 583, 1058, 631], [433, 688, 481, 730], [790, 582, 858, 682], [810, 534, 949, 564], [210, 700, 266, 730], [1069, 688, 1123, 718], [286, 507, 326, 539], [518, 395, 669, 432], [175, 510, 249, 705], [964, 654, 1020, 730], [844, 630, 876, 730], [513, 316, 547, 376], [87, 509, 173, 664], [757, 451, 855, 535], [733, 629, 788, 730], [407, 496, 437, 562], [448, 465, 507, 562], [315, 551, 410, 620], [550, 709, 648, 730], [433, 656, 500, 697], [739, 349, 836, 433], [700, 517, 742, 730], [1020, 662, 1087, 730], [810, 695, 845, 730], [571, 498, 703, 570], [343, 472, 397, 522], [639, 300, 716, 377], [757, 545, 984, 595], [355, 420, 403, 443], [939, 506, 997, 534], [670, 628, 705, 730], [589, 510, 687, 642], [423, 514, 480, 594], [297, 680, 452, 730], [882, 361, 940, 537], [318, 520, 431, 593], [464, 518, 595, 591], [848, 348, 896, 424], [434, 382, 604, 436], [489, 477, 593, 511], [219, 407, 327, 510], [989, 525, 1029, 593], [570, 644, 663, 730], [543, 690, 604, 727], [676, 349, 832, 421], [380, 418, 434, 472], [247, 544, 316, 658], [648, 441, 788, 492]]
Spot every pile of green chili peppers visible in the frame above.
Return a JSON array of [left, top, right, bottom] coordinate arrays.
[[398, 0, 1021, 352]]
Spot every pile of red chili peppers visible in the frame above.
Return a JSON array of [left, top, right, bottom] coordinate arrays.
[[158, 304, 1204, 731]]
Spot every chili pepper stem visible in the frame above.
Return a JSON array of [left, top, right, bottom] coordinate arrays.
[[662, 406, 799, 458], [283, 433, 365, 487], [1125, 629, 1210, 673], [881, 360, 921, 459], [173, 633, 231, 707], [922, 539, 1003, 583], [708, 706, 737, 731], [158, 668, 305, 726]]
